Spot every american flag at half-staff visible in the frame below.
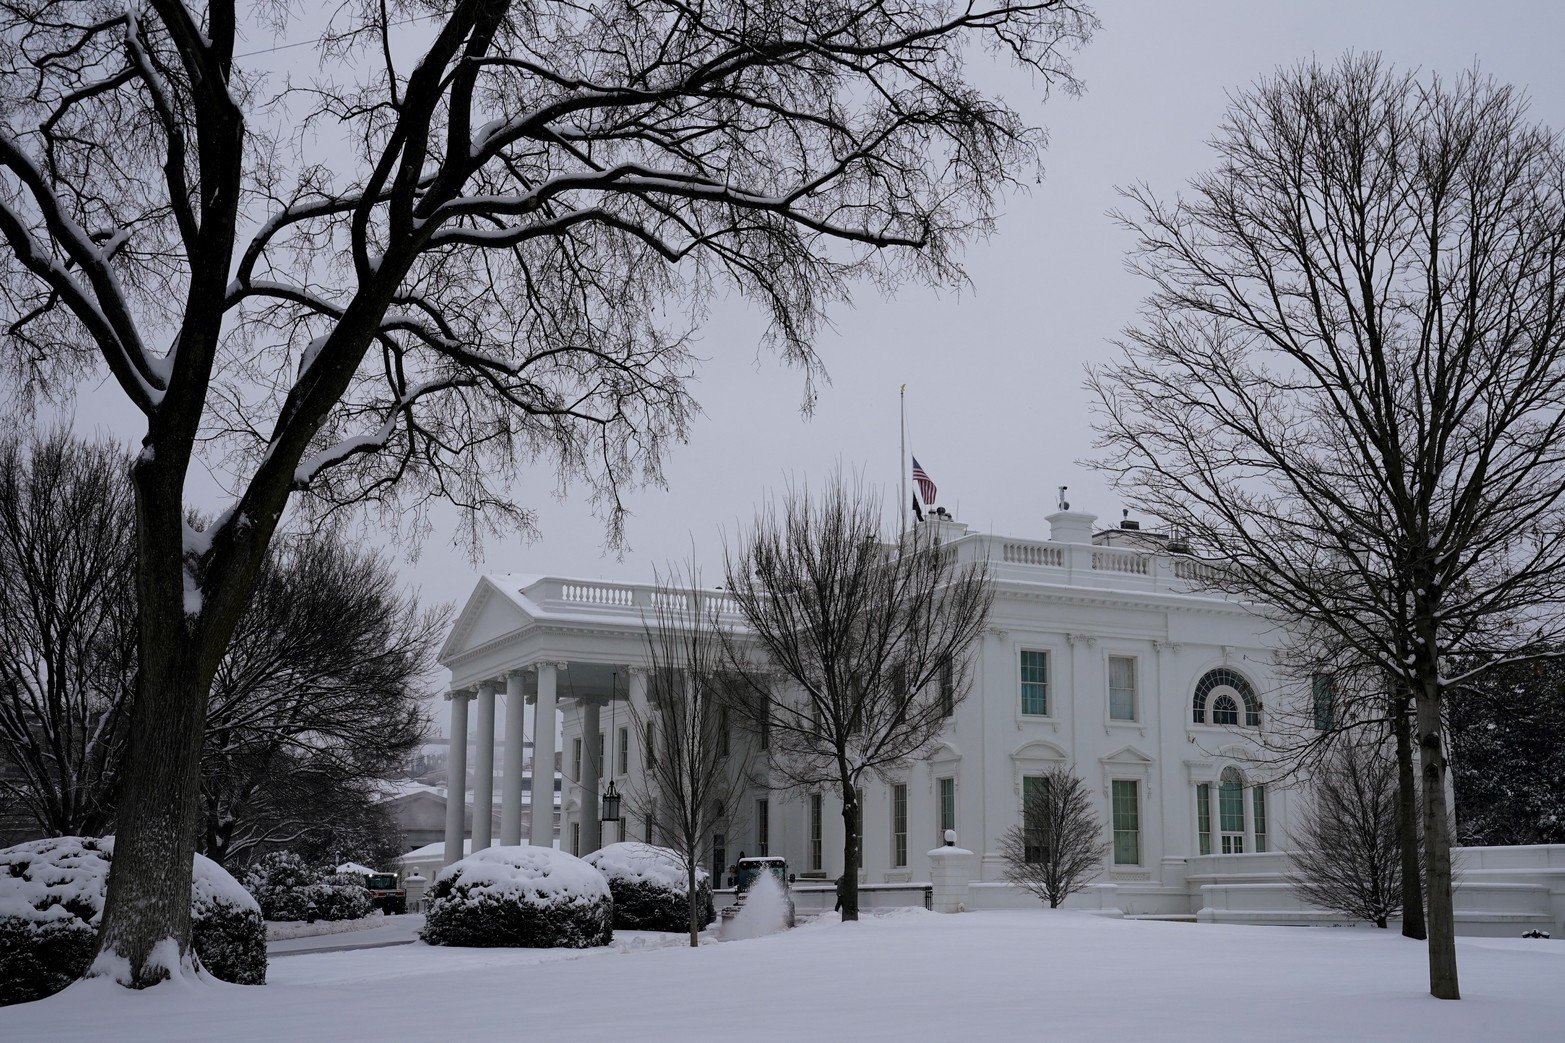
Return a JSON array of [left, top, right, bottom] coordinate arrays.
[[911, 456, 937, 505]]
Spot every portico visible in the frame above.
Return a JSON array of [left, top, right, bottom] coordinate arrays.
[[436, 578, 684, 867]]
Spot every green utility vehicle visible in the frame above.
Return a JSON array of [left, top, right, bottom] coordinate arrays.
[[720, 856, 797, 928]]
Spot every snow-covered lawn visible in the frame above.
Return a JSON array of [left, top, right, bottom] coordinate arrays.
[[9, 910, 1563, 1041], [264, 915, 387, 942]]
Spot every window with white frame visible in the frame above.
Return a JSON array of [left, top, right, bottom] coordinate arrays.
[[572, 737, 583, 779], [1109, 655, 1137, 721], [1196, 782, 1212, 855], [756, 798, 770, 857], [937, 777, 956, 843], [891, 783, 908, 867], [1022, 775, 1052, 864], [1253, 785, 1268, 853], [1020, 650, 1049, 716], [1219, 766, 1245, 853], [617, 726, 629, 775], [1111, 779, 1140, 865], [809, 793, 823, 871]]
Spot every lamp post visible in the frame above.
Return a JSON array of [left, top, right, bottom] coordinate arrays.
[[601, 780, 622, 824]]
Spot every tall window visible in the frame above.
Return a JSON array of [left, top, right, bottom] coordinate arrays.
[[1312, 673, 1335, 731], [854, 787, 865, 863], [1219, 767, 1245, 853], [1022, 775, 1051, 863], [756, 798, 770, 857], [1020, 650, 1049, 716], [645, 722, 656, 768], [1253, 786, 1268, 853], [719, 704, 730, 758], [1111, 780, 1140, 865], [891, 784, 908, 868], [1196, 782, 1212, 855], [572, 737, 583, 779], [712, 832, 726, 886], [937, 777, 956, 843], [571, 822, 581, 856], [1109, 655, 1137, 721], [617, 726, 629, 775], [809, 794, 823, 871], [940, 660, 955, 718], [597, 732, 605, 775], [644, 803, 655, 844]]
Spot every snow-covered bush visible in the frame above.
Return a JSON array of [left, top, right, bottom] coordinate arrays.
[[0, 836, 265, 1005], [243, 851, 371, 922], [421, 846, 613, 948], [583, 842, 713, 932]]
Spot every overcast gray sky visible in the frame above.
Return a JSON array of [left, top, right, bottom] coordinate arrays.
[[51, 1, 1565, 618]]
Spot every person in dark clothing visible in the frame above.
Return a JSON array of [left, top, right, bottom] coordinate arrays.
[[834, 873, 848, 913]]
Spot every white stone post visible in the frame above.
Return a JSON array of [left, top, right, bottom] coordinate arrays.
[[928, 830, 977, 913], [581, 699, 601, 853], [500, 670, 526, 845], [442, 689, 472, 867], [472, 680, 496, 851], [529, 663, 560, 846]]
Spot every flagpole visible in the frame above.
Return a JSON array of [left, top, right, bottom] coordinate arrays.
[[899, 384, 908, 537]]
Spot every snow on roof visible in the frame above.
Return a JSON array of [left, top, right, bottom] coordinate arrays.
[[436, 845, 609, 907], [398, 839, 472, 863], [336, 862, 379, 876], [584, 842, 707, 892]]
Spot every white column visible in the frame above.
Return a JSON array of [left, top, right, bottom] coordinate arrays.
[[580, 699, 601, 853], [472, 680, 497, 851], [443, 689, 472, 867], [501, 670, 526, 845], [627, 667, 650, 841], [529, 663, 560, 847]]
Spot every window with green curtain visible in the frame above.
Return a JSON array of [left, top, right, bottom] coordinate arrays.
[[938, 777, 956, 842], [1219, 776, 1244, 833], [1196, 782, 1212, 855], [892, 784, 908, 867], [1109, 655, 1137, 721], [1253, 786, 1267, 852], [1022, 775, 1051, 863], [1312, 673, 1335, 731], [1112, 779, 1140, 865], [1020, 650, 1049, 715]]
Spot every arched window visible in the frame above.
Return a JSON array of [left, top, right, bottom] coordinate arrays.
[[1191, 668, 1261, 727]]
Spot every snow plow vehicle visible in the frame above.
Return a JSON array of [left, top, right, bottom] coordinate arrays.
[[719, 856, 796, 929], [363, 872, 407, 915]]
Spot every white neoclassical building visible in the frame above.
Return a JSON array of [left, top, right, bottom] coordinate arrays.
[[437, 508, 1310, 915]]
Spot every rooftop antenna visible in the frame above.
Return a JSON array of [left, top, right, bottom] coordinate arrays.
[[1057, 486, 1069, 511]]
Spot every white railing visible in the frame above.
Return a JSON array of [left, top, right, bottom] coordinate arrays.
[[558, 581, 635, 607], [1002, 541, 1065, 567], [1091, 549, 1150, 575]]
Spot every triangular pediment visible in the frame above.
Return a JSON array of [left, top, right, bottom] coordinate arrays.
[[1100, 744, 1154, 766], [439, 576, 534, 662]]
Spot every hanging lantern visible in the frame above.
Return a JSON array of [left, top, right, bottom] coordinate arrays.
[[601, 780, 622, 822]]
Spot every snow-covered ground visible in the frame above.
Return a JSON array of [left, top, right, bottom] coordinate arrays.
[[9, 910, 1563, 1041], [266, 915, 424, 955]]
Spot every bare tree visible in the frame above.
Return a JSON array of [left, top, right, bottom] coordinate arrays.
[[0, 0, 1094, 985], [1287, 741, 1407, 929], [722, 479, 992, 921], [0, 430, 137, 837], [630, 564, 757, 947], [0, 430, 436, 862], [1089, 54, 1565, 999], [199, 533, 440, 867], [996, 766, 1103, 909]]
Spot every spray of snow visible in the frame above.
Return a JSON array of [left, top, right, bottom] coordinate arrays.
[[721, 870, 789, 941]]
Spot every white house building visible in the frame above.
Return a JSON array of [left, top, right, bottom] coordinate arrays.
[[437, 507, 1314, 916]]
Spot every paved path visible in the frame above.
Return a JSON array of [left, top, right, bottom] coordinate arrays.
[[268, 915, 425, 957]]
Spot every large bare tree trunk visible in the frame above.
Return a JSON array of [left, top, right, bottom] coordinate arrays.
[[1392, 690, 1426, 941], [1416, 682, 1459, 1000], [839, 788, 860, 922]]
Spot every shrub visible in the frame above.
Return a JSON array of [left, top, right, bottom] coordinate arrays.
[[584, 842, 713, 932], [0, 836, 265, 1005], [422, 846, 612, 948], [241, 852, 372, 922]]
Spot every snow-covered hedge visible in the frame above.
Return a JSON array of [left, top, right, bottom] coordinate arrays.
[[583, 843, 714, 932], [0, 836, 266, 1005], [421, 846, 613, 948], [243, 851, 371, 922]]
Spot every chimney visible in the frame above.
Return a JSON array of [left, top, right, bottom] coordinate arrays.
[[1046, 510, 1097, 544]]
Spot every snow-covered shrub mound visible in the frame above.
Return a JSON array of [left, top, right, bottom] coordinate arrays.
[[0, 836, 265, 1005], [421, 846, 613, 948], [584, 843, 714, 932], [243, 851, 371, 922]]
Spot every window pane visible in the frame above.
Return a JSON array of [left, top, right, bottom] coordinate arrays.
[[1022, 775, 1051, 863], [938, 777, 956, 842], [757, 798, 770, 857], [810, 794, 823, 871], [1253, 786, 1267, 853], [1312, 673, 1334, 731], [1109, 655, 1136, 721], [1219, 779, 1244, 833], [1020, 650, 1049, 715], [1197, 782, 1212, 856], [892, 784, 908, 867], [1112, 780, 1139, 865]]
